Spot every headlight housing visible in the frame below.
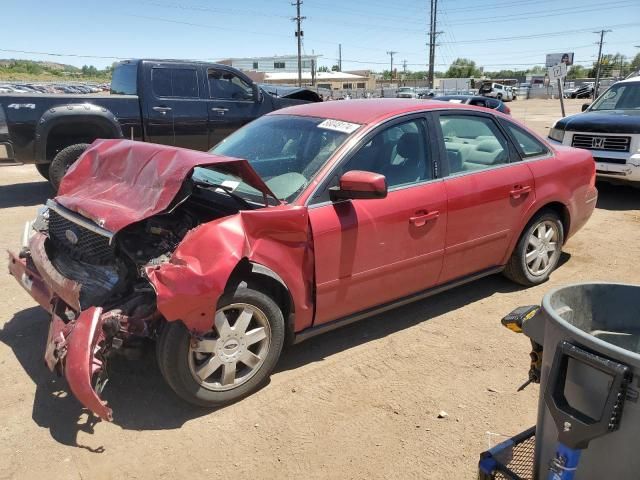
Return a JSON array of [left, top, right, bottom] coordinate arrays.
[[548, 127, 565, 143]]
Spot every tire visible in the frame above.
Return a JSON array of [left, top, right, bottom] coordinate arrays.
[[35, 163, 51, 180], [496, 93, 503, 100], [158, 286, 285, 407], [48, 143, 90, 192], [503, 211, 564, 287]]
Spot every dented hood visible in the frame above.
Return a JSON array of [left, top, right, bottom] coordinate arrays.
[[56, 139, 279, 232]]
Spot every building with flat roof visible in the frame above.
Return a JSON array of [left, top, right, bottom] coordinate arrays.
[[218, 55, 319, 74]]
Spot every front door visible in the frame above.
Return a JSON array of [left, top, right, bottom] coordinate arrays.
[[143, 64, 208, 150], [206, 67, 267, 148], [308, 117, 447, 325], [434, 112, 536, 283]]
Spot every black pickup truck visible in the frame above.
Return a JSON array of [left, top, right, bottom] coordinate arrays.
[[0, 59, 321, 189]]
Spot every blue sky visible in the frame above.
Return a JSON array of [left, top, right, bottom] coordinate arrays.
[[1, 0, 639, 71]]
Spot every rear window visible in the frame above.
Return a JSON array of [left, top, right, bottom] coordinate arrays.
[[110, 63, 137, 95], [504, 122, 548, 158]]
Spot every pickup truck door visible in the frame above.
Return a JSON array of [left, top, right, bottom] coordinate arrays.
[[206, 67, 270, 148], [142, 64, 208, 150]]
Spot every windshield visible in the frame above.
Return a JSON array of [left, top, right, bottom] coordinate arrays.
[[398, 87, 413, 92], [590, 82, 640, 111], [200, 115, 358, 202]]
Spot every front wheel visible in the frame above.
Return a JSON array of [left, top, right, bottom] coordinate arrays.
[[496, 93, 503, 100], [35, 163, 51, 180], [503, 211, 564, 286], [49, 143, 89, 192], [158, 287, 285, 407]]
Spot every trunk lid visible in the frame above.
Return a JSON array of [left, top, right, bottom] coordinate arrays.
[[56, 139, 280, 233]]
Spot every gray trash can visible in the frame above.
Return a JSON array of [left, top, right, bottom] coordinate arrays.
[[524, 283, 640, 480]]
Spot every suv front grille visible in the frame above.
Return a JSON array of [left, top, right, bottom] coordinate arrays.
[[48, 209, 115, 264], [572, 134, 630, 152]]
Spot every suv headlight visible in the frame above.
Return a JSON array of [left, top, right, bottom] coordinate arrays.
[[548, 127, 565, 143]]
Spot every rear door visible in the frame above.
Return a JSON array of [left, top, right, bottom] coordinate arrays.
[[143, 63, 208, 150], [308, 116, 447, 325], [434, 111, 535, 283], [206, 67, 270, 148]]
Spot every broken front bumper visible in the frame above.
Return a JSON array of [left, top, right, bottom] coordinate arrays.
[[8, 234, 113, 421]]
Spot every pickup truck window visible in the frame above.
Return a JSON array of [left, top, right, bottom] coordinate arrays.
[[208, 68, 254, 101], [151, 67, 199, 98], [110, 63, 137, 95]]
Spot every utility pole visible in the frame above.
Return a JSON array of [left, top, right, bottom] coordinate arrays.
[[593, 29, 611, 98], [402, 59, 407, 74], [338, 43, 342, 72], [292, 0, 306, 87], [427, 0, 443, 89], [387, 50, 397, 81]]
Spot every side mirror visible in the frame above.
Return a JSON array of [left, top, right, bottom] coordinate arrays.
[[329, 170, 387, 201], [252, 84, 263, 103], [581, 103, 590, 112]]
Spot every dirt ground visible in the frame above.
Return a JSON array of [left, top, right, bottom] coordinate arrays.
[[0, 98, 638, 480]]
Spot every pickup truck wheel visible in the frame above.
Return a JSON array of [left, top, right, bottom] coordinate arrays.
[[504, 211, 564, 286], [35, 163, 51, 180], [49, 143, 89, 192], [158, 287, 285, 407]]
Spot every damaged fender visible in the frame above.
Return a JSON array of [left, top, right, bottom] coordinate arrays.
[[147, 205, 315, 334]]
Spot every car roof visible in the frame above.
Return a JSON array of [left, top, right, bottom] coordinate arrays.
[[270, 98, 499, 125]]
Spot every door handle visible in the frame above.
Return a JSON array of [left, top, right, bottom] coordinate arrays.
[[152, 106, 172, 114], [409, 210, 439, 227], [510, 185, 532, 199], [211, 107, 229, 114]]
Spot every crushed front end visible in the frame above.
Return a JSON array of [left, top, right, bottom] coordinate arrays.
[[8, 201, 162, 420]]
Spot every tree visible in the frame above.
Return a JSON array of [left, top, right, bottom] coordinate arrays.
[[566, 65, 587, 80], [445, 58, 481, 78], [317, 65, 329, 72], [631, 53, 640, 73]]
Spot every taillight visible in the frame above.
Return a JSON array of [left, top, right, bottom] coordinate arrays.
[[590, 161, 596, 187]]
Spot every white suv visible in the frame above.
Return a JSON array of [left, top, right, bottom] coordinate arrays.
[[547, 76, 640, 185], [479, 82, 513, 101]]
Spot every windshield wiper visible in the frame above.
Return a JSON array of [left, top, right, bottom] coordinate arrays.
[[192, 180, 254, 209]]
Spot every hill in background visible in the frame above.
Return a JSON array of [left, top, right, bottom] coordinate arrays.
[[0, 59, 111, 82]]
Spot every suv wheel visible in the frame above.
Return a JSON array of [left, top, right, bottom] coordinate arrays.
[[158, 286, 285, 407], [35, 163, 51, 181], [49, 143, 89, 192], [503, 211, 564, 286], [496, 93, 503, 100]]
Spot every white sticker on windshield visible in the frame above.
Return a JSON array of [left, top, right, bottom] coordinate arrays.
[[215, 180, 240, 193], [317, 119, 360, 134]]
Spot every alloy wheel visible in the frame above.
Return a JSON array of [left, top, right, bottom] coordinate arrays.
[[188, 303, 271, 392], [525, 220, 560, 277]]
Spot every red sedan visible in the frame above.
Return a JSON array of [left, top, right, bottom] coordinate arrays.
[[8, 99, 597, 419]]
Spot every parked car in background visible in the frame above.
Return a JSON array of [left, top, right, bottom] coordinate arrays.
[[8, 99, 597, 421], [479, 82, 513, 101], [548, 76, 640, 185], [396, 86, 417, 98], [0, 59, 321, 191], [431, 95, 511, 114], [568, 83, 594, 99]]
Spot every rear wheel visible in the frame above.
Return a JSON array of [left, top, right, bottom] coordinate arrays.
[[49, 143, 89, 192], [496, 93, 503, 100], [158, 287, 285, 407], [503, 211, 564, 286]]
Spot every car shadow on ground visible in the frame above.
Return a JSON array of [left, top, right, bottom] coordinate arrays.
[[596, 181, 640, 211], [0, 181, 52, 208], [1, 267, 569, 449]]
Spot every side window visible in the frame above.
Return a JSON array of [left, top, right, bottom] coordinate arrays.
[[151, 68, 198, 98], [151, 68, 172, 97], [438, 114, 510, 175], [341, 119, 430, 190], [208, 69, 254, 100], [504, 122, 549, 158]]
